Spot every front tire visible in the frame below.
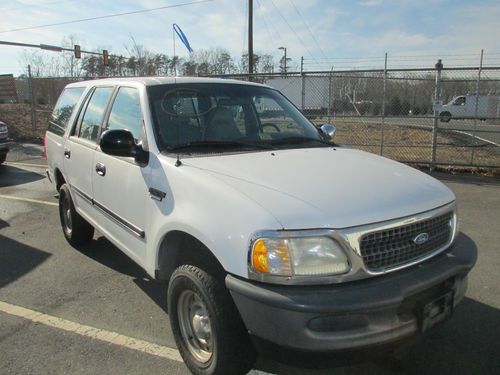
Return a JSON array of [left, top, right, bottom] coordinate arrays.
[[168, 265, 256, 375], [59, 184, 94, 246], [439, 111, 451, 122]]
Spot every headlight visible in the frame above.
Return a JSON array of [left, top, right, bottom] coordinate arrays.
[[250, 234, 350, 281]]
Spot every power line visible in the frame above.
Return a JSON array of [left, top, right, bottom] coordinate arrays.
[[390, 53, 488, 58], [254, 0, 274, 46], [304, 56, 385, 61], [304, 55, 500, 62], [242, 0, 248, 56], [0, 0, 213, 34], [255, 0, 286, 48], [288, 0, 328, 59], [268, 0, 318, 62], [0, 0, 77, 12]]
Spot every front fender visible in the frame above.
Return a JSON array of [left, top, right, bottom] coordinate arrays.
[[145, 157, 282, 278]]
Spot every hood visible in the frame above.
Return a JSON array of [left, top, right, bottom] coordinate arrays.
[[183, 147, 455, 229]]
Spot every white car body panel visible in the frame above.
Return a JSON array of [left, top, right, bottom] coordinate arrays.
[[182, 148, 455, 230], [145, 154, 283, 278]]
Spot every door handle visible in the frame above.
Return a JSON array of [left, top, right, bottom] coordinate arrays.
[[95, 162, 106, 176], [64, 149, 71, 159], [149, 187, 167, 201]]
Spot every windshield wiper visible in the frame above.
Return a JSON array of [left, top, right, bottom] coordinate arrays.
[[166, 140, 274, 153], [268, 136, 332, 146]]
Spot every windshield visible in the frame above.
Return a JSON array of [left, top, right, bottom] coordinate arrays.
[[148, 83, 329, 154]]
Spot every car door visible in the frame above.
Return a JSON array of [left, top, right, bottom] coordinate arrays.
[[451, 96, 467, 118], [91, 86, 151, 265], [63, 86, 114, 222]]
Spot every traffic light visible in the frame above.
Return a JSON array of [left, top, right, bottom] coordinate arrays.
[[103, 50, 109, 66], [74, 44, 81, 59]]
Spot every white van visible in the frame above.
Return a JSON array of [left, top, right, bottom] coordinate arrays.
[[438, 95, 499, 122]]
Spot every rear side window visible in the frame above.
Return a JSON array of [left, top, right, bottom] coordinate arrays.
[[48, 87, 85, 136], [76, 87, 114, 143], [106, 87, 143, 140]]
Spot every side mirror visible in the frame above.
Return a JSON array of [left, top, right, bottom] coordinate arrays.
[[100, 129, 137, 157], [100, 129, 149, 165], [319, 123, 336, 141]]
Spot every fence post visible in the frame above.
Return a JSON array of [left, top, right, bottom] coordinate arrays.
[[470, 49, 484, 165], [27, 64, 37, 134], [380, 52, 387, 155], [327, 67, 334, 123], [431, 59, 443, 171], [300, 56, 305, 111]]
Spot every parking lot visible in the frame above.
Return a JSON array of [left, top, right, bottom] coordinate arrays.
[[1, 144, 499, 375]]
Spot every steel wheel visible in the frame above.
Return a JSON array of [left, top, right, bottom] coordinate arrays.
[[177, 290, 213, 364], [62, 193, 73, 235]]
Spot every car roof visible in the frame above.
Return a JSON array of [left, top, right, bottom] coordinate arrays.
[[65, 76, 269, 89]]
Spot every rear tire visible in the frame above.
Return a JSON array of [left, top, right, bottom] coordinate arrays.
[[168, 265, 256, 375], [59, 184, 94, 246], [0, 154, 6, 164]]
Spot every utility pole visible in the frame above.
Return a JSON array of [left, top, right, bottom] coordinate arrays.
[[279, 46, 287, 74], [27, 65, 36, 134], [248, 0, 254, 77]]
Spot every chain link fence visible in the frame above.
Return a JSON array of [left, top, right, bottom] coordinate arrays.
[[0, 76, 82, 141], [1, 63, 499, 169], [212, 64, 500, 169]]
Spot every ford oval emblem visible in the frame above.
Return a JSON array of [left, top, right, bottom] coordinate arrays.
[[414, 233, 429, 245]]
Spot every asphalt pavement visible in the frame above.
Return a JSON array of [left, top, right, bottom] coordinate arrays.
[[1, 147, 499, 375]]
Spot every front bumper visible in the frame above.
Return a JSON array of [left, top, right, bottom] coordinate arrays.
[[226, 233, 477, 352], [0, 139, 13, 155]]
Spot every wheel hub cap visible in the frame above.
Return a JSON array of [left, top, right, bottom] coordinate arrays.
[[177, 290, 213, 363]]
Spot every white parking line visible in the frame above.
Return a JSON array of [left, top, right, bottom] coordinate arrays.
[[0, 194, 58, 206], [5, 161, 47, 168], [0, 300, 272, 374], [0, 300, 183, 362]]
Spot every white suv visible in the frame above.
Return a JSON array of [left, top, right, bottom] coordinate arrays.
[[45, 77, 476, 375]]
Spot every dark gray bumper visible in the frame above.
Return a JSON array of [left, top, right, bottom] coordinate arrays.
[[226, 233, 477, 352], [0, 140, 13, 154]]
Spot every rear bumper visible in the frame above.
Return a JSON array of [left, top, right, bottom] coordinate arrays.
[[226, 233, 477, 352]]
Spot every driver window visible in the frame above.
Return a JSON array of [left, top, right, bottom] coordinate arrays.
[[253, 95, 303, 136], [106, 87, 144, 141], [453, 97, 466, 106]]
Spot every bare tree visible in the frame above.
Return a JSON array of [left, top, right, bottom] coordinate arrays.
[[61, 35, 84, 78], [239, 53, 276, 74], [19, 50, 62, 77]]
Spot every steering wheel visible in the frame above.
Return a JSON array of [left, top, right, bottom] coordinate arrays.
[[261, 123, 280, 132]]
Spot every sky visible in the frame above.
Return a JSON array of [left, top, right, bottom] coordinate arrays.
[[0, 0, 500, 75]]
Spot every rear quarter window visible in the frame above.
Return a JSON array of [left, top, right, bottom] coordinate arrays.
[[48, 87, 85, 136]]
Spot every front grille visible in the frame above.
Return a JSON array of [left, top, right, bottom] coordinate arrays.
[[360, 212, 453, 271]]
